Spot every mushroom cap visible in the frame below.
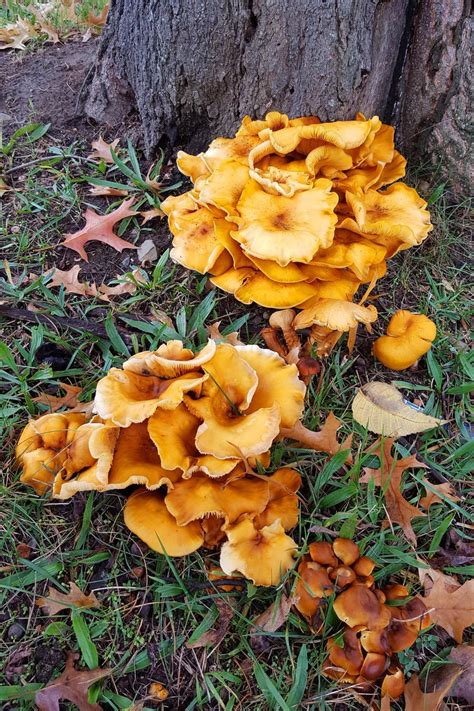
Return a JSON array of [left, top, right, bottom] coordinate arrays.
[[123, 339, 216, 378], [360, 629, 390, 655], [293, 299, 377, 332], [381, 668, 405, 700], [197, 160, 249, 217], [327, 627, 364, 677], [308, 541, 339, 567], [373, 310, 436, 370], [358, 652, 388, 681], [333, 583, 392, 631], [330, 566, 356, 587], [164, 473, 269, 526], [211, 267, 319, 308], [333, 538, 360, 566], [94, 369, 206, 427], [254, 467, 301, 530], [124, 488, 204, 556], [234, 179, 337, 266], [353, 556, 375, 577], [220, 518, 297, 586], [20, 447, 66, 495], [382, 583, 410, 601]]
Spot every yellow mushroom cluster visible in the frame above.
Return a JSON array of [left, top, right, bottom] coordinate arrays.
[[293, 538, 430, 701], [16, 338, 309, 585], [162, 112, 432, 349]]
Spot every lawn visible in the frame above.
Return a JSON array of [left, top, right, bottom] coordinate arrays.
[[0, 13, 473, 710]]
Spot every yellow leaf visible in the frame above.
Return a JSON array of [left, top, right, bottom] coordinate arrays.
[[352, 381, 445, 436]]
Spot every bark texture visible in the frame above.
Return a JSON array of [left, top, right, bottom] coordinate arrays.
[[86, 0, 472, 189]]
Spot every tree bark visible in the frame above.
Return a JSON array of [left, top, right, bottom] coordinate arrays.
[[86, 0, 472, 190]]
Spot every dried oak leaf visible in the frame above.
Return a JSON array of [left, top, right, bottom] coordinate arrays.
[[250, 593, 293, 636], [33, 382, 85, 412], [88, 185, 129, 197], [61, 198, 138, 261], [207, 321, 243, 346], [419, 478, 460, 510], [404, 667, 462, 711], [98, 269, 146, 300], [140, 208, 164, 224], [352, 381, 445, 436], [0, 20, 36, 50], [35, 651, 109, 711], [420, 571, 474, 643], [48, 265, 98, 297], [37, 582, 100, 616], [86, 4, 110, 27], [447, 645, 474, 704], [361, 438, 427, 545], [87, 136, 119, 164], [281, 411, 353, 462], [186, 598, 234, 649]]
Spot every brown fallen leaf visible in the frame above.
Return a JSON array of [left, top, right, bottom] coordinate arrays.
[[87, 136, 119, 164], [404, 667, 462, 711], [420, 569, 474, 642], [48, 265, 98, 297], [361, 439, 427, 545], [86, 4, 110, 27], [0, 19, 37, 50], [251, 593, 293, 635], [417, 564, 460, 595], [98, 269, 146, 300], [352, 381, 445, 437], [137, 239, 157, 265], [61, 198, 138, 261], [145, 164, 163, 192], [186, 598, 234, 648], [0, 178, 11, 197], [88, 184, 129, 197], [37, 582, 100, 616], [419, 478, 460, 510], [35, 651, 108, 711], [447, 645, 474, 704], [281, 412, 353, 462], [140, 208, 164, 224], [27, 5, 59, 43], [33, 382, 85, 412]]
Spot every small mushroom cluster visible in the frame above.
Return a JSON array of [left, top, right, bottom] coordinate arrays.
[[294, 538, 430, 700], [16, 338, 311, 585], [162, 111, 432, 352]]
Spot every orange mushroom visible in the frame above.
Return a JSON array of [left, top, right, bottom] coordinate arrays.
[[333, 583, 392, 631], [373, 310, 436, 370]]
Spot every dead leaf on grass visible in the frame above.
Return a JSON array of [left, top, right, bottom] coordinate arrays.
[[61, 198, 137, 261], [48, 265, 98, 297], [140, 208, 164, 224], [86, 4, 110, 27], [281, 412, 353, 461], [87, 136, 119, 164], [33, 382, 86, 412], [37, 582, 100, 616], [27, 5, 59, 43], [361, 438, 427, 545], [0, 178, 11, 197], [251, 593, 293, 635], [404, 667, 462, 711], [420, 568, 474, 642], [137, 239, 157, 265], [419, 478, 460, 510], [35, 651, 108, 711], [98, 269, 146, 300], [352, 382, 445, 436], [186, 598, 234, 648], [207, 321, 243, 346], [447, 645, 474, 704], [88, 184, 129, 197], [0, 19, 37, 50]]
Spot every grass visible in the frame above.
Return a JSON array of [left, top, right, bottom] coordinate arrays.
[[0, 121, 473, 710]]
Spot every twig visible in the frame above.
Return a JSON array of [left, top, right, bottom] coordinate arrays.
[[0, 304, 132, 343]]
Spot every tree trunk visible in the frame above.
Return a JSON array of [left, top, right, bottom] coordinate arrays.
[[86, 0, 471, 190]]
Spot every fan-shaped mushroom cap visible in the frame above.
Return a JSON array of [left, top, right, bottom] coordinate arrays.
[[358, 652, 388, 681], [353, 556, 375, 577], [234, 179, 337, 266], [308, 541, 339, 567], [293, 299, 377, 332], [327, 627, 364, 676], [333, 583, 391, 631], [382, 583, 410, 601], [176, 151, 211, 183], [254, 468, 301, 530], [340, 184, 432, 248], [210, 267, 319, 308], [168, 203, 227, 274], [381, 668, 405, 699], [148, 404, 237, 478], [123, 339, 216, 378], [333, 538, 360, 566], [94, 369, 206, 427], [124, 488, 204, 556], [312, 232, 387, 281], [197, 160, 249, 216], [164, 474, 269, 526], [220, 518, 297, 586], [373, 310, 436, 370]]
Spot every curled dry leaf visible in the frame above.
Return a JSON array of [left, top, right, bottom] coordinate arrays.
[[0, 178, 11, 197], [35, 651, 109, 711], [281, 411, 352, 462], [88, 185, 129, 197], [37, 582, 100, 616], [48, 265, 98, 297], [352, 381, 445, 436], [61, 198, 138, 261], [87, 136, 119, 164], [404, 667, 462, 711], [33, 382, 85, 412], [419, 478, 460, 510], [361, 438, 427, 545], [98, 269, 146, 299], [420, 569, 474, 643], [186, 598, 234, 648]]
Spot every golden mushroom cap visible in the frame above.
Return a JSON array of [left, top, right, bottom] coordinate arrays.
[[373, 310, 436, 370], [381, 668, 405, 700], [333, 537, 360, 566], [333, 583, 392, 631]]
